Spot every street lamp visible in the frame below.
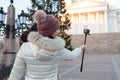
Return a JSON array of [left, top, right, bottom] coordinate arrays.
[[0, 9, 28, 37], [0, 7, 6, 35], [0, 7, 6, 24], [18, 10, 28, 25], [16, 10, 29, 36]]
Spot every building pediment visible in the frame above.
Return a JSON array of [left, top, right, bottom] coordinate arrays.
[[67, 0, 108, 14], [67, 0, 106, 9]]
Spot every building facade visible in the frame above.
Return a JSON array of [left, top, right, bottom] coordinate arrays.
[[65, 0, 120, 34]]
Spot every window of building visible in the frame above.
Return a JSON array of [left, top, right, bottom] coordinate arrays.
[[72, 0, 78, 3]]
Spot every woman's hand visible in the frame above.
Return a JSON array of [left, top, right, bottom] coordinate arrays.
[[80, 45, 87, 51]]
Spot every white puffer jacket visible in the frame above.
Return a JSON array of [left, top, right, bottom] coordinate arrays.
[[8, 32, 83, 80]]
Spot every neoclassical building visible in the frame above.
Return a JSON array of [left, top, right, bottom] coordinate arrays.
[[65, 0, 120, 34]]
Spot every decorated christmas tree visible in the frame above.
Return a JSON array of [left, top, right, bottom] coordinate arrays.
[[27, 0, 73, 50]]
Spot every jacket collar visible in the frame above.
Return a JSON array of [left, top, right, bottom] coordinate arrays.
[[28, 32, 65, 51]]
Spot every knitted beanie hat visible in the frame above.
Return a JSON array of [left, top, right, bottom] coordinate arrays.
[[33, 10, 60, 37]]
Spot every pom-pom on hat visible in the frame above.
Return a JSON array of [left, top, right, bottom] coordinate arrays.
[[34, 10, 60, 37], [34, 10, 46, 24]]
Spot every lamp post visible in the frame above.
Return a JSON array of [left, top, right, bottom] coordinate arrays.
[[0, 7, 6, 35], [18, 10, 28, 33], [16, 10, 28, 36], [0, 0, 28, 66], [0, 7, 6, 24]]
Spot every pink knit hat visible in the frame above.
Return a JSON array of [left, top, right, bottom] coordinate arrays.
[[34, 10, 60, 37]]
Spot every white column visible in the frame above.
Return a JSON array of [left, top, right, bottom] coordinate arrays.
[[104, 11, 108, 32], [117, 13, 120, 32], [78, 13, 82, 34], [87, 13, 93, 33], [87, 13, 90, 29], [115, 12, 118, 32], [96, 12, 99, 33], [71, 14, 75, 34], [75, 15, 78, 34]]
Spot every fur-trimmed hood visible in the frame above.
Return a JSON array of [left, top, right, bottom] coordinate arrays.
[[27, 32, 65, 60]]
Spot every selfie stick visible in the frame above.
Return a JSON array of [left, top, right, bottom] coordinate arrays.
[[80, 29, 90, 72]]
